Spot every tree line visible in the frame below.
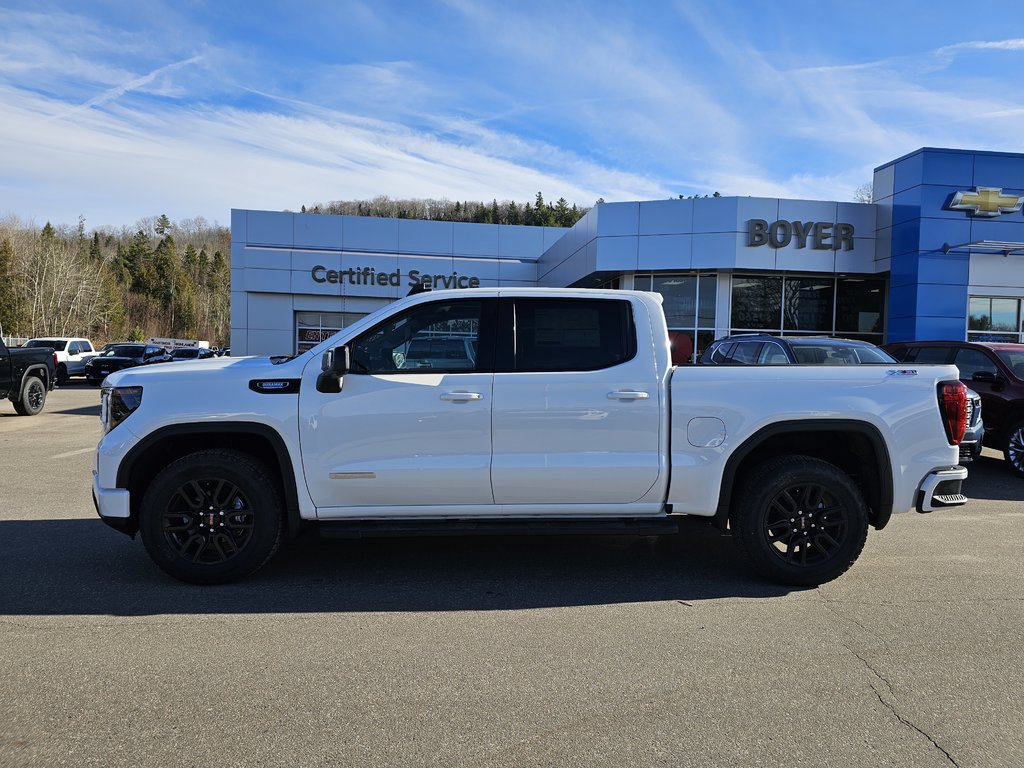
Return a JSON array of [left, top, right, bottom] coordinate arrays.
[[301, 192, 594, 228], [0, 214, 231, 347]]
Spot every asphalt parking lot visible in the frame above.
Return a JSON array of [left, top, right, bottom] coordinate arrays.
[[1, 383, 1022, 768]]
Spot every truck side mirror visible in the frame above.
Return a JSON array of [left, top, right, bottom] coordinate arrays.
[[316, 345, 351, 393]]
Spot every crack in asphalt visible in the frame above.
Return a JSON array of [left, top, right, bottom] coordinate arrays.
[[817, 591, 961, 768], [870, 687, 962, 768]]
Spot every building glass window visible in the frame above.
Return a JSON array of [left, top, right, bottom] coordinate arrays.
[[730, 275, 885, 343], [968, 297, 1022, 342], [836, 279, 885, 335], [731, 276, 782, 330], [634, 273, 718, 362], [295, 311, 366, 354], [783, 278, 834, 332]]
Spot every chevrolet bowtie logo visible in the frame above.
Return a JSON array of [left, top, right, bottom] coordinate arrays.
[[948, 187, 1024, 217]]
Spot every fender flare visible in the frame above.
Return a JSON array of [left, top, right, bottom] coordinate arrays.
[[117, 421, 303, 534], [712, 419, 894, 531]]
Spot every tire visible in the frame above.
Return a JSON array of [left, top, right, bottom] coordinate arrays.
[[731, 456, 869, 587], [139, 449, 284, 584], [1004, 419, 1024, 478], [55, 364, 68, 387], [12, 375, 47, 416]]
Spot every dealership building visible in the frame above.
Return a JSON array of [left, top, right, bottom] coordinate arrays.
[[230, 147, 1024, 359]]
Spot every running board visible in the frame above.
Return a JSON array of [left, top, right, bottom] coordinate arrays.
[[317, 517, 680, 539]]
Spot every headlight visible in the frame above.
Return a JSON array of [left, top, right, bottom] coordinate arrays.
[[101, 385, 143, 434]]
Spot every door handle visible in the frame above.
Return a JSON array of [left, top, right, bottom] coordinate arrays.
[[440, 391, 483, 402], [607, 390, 650, 400]]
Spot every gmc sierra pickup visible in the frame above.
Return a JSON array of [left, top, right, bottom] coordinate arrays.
[[93, 288, 969, 586], [1, 338, 55, 415]]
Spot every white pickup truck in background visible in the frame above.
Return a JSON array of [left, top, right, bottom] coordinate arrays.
[[93, 288, 969, 586]]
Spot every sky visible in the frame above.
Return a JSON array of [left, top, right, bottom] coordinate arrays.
[[2, 0, 1023, 231]]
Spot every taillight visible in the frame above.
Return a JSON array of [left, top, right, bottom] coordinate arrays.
[[938, 380, 967, 445]]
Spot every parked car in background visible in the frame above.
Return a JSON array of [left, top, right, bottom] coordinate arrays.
[[0, 337, 55, 415], [169, 347, 217, 361], [24, 337, 96, 385], [699, 334, 896, 366], [84, 343, 173, 385], [883, 340, 1024, 477]]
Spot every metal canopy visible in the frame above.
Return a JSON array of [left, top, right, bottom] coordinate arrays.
[[943, 240, 1024, 256]]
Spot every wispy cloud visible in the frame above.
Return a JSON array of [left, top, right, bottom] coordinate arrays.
[[50, 54, 205, 121], [937, 38, 1024, 55]]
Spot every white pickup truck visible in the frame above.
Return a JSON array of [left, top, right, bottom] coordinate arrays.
[[93, 288, 969, 586]]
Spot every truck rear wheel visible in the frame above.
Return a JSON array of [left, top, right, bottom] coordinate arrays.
[[13, 375, 47, 416], [731, 456, 869, 587], [139, 449, 284, 584]]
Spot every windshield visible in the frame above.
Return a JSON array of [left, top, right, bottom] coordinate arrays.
[[101, 345, 145, 357], [790, 342, 895, 364], [27, 339, 66, 351]]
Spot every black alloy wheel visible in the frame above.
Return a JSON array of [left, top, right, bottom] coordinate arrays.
[[1005, 420, 1024, 478], [13, 376, 47, 416], [140, 450, 284, 584], [732, 456, 869, 587]]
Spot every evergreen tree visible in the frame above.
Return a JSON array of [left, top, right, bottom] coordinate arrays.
[[155, 214, 172, 236]]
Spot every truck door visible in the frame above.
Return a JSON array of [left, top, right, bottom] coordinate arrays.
[[299, 297, 496, 512], [490, 296, 662, 505]]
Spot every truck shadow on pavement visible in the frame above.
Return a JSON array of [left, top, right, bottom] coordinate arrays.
[[0, 516, 791, 616]]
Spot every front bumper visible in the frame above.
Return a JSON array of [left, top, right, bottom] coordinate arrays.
[[915, 466, 969, 513]]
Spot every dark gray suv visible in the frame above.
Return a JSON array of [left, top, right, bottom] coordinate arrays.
[[700, 334, 985, 463]]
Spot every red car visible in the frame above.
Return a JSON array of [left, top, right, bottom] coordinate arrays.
[[883, 340, 1024, 477]]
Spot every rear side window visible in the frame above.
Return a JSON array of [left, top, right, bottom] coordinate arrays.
[[906, 347, 952, 364], [511, 298, 635, 372], [729, 342, 762, 364]]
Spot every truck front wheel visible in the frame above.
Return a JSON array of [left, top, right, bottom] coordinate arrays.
[[1003, 419, 1024, 478], [731, 456, 869, 587], [139, 449, 284, 584]]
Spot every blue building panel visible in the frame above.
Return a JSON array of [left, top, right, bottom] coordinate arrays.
[[890, 220, 922, 258], [873, 163, 895, 202], [735, 198, 780, 228], [594, 236, 639, 272], [887, 284, 919, 320], [914, 282, 969, 319], [247, 211, 294, 247], [638, 199, 693, 235], [595, 202, 640, 237], [973, 153, 1024, 189], [889, 253, 920, 289], [891, 187, 923, 227], [893, 151, 925, 195], [343, 216, 399, 253], [913, 315, 968, 341], [920, 150, 975, 187], [917, 218, 973, 254], [692, 197, 740, 234], [294, 213, 343, 248], [499, 225, 546, 259], [691, 232, 741, 269], [637, 234, 692, 271], [452, 222, 499, 257], [398, 219, 454, 256]]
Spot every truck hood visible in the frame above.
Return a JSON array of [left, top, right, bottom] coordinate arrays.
[[104, 353, 309, 387]]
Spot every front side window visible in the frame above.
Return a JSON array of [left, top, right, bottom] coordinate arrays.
[[351, 300, 484, 374], [953, 349, 997, 379], [511, 298, 635, 372]]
